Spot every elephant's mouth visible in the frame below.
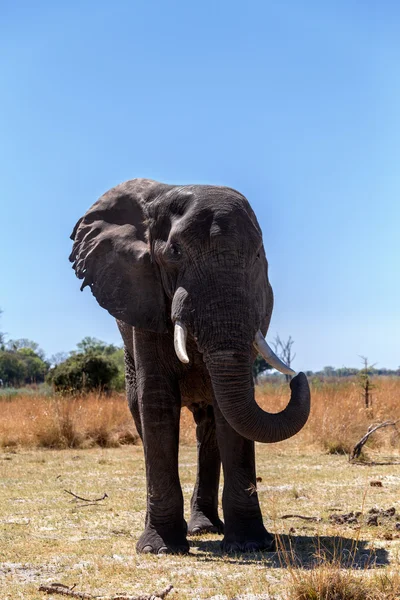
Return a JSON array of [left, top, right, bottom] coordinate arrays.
[[173, 319, 294, 375]]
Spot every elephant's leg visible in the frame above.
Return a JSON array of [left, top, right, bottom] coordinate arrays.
[[134, 330, 189, 555], [214, 402, 275, 553], [188, 405, 224, 535]]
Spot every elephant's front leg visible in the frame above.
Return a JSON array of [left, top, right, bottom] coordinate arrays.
[[213, 402, 275, 553], [188, 404, 224, 535], [134, 331, 189, 555]]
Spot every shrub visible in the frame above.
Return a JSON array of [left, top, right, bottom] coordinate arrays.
[[289, 567, 369, 600], [323, 439, 352, 455], [47, 353, 119, 392], [288, 565, 400, 600]]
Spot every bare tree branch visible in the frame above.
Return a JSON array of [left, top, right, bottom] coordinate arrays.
[[113, 587, 173, 600], [350, 420, 400, 461], [64, 490, 108, 503], [273, 334, 295, 381], [39, 584, 92, 599], [39, 583, 174, 600]]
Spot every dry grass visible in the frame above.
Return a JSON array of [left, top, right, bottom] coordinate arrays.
[[287, 565, 400, 600], [2, 377, 400, 599], [256, 377, 400, 457], [0, 392, 139, 449], [2, 445, 400, 599], [1, 378, 400, 455]]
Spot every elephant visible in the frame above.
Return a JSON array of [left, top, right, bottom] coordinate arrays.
[[70, 178, 310, 555]]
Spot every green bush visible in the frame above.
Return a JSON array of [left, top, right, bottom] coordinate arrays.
[[47, 352, 119, 393]]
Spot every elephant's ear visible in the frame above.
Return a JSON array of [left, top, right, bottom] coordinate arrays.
[[69, 179, 167, 332]]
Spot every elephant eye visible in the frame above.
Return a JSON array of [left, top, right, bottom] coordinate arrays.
[[169, 242, 182, 258]]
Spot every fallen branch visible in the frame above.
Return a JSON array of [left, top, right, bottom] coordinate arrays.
[[39, 583, 173, 600], [64, 490, 108, 503], [280, 514, 322, 522], [350, 420, 400, 461], [39, 584, 91, 599], [113, 587, 173, 600]]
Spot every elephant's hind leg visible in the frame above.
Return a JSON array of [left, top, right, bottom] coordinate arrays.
[[188, 404, 224, 535]]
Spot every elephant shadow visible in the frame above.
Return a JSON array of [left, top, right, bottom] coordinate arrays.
[[191, 534, 389, 569]]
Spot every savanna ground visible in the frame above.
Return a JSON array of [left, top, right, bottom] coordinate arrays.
[[2, 378, 400, 599]]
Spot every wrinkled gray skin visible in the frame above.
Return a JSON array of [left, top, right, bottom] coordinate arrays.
[[70, 179, 310, 554]]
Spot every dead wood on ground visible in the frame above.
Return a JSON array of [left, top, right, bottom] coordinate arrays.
[[280, 514, 322, 522], [64, 490, 109, 503], [39, 582, 174, 600]]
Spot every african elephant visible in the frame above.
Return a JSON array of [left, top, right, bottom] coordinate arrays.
[[70, 178, 310, 554]]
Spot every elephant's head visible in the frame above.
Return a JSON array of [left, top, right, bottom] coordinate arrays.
[[70, 178, 310, 443]]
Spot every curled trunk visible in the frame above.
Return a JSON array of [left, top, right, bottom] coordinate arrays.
[[206, 351, 310, 443]]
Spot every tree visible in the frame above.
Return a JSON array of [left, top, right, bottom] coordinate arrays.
[[0, 344, 49, 386], [6, 338, 46, 360], [76, 336, 118, 356], [323, 366, 335, 377], [358, 356, 376, 409], [47, 352, 119, 392], [17, 348, 49, 383], [47, 337, 125, 393], [0, 308, 6, 350], [273, 334, 296, 381], [50, 352, 69, 366], [0, 352, 27, 386]]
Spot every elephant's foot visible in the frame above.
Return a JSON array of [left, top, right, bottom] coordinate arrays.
[[188, 510, 224, 535], [136, 524, 189, 555], [221, 525, 275, 553]]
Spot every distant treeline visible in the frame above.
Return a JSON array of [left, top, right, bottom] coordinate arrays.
[[304, 366, 400, 378], [1, 308, 399, 391], [0, 339, 49, 387], [0, 336, 124, 391], [257, 366, 400, 380]]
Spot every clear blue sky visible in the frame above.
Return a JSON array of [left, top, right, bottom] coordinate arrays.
[[1, 1, 399, 371]]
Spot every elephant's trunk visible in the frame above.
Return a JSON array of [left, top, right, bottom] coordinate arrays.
[[205, 351, 310, 443]]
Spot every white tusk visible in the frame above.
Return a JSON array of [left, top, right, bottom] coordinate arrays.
[[174, 320, 189, 364], [253, 330, 296, 376]]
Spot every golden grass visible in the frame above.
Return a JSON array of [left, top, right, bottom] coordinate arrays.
[[256, 377, 400, 456], [0, 392, 139, 449], [1, 378, 400, 454], [2, 378, 400, 599], [286, 565, 400, 600]]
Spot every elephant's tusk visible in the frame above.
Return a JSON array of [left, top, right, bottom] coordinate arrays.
[[254, 330, 295, 376], [174, 320, 189, 364]]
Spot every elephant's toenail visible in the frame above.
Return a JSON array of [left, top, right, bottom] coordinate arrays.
[[158, 546, 169, 555], [245, 542, 259, 552], [142, 545, 153, 554], [224, 542, 240, 553]]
